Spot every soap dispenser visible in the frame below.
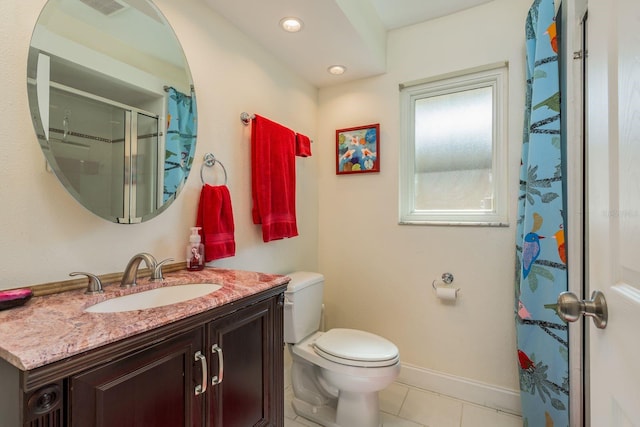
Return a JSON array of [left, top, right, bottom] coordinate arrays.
[[186, 227, 205, 271]]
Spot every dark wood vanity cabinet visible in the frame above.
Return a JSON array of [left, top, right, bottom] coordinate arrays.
[[70, 328, 204, 427], [0, 287, 285, 427], [207, 298, 284, 426]]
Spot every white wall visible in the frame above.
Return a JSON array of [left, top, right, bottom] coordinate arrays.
[[0, 0, 319, 289], [317, 0, 530, 395]]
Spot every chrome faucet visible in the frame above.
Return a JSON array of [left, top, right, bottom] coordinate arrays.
[[70, 272, 104, 295], [151, 257, 174, 282], [120, 253, 157, 288]]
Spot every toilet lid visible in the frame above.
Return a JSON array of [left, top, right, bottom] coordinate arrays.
[[313, 329, 399, 368]]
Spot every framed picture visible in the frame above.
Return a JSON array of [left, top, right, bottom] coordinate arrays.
[[336, 123, 380, 174]]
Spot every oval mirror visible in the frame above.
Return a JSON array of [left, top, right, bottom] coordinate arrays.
[[27, 0, 197, 223]]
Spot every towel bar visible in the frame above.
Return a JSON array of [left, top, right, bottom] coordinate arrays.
[[200, 153, 228, 185], [240, 112, 314, 144], [240, 112, 255, 126]]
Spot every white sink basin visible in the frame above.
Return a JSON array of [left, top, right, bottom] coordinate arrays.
[[85, 283, 222, 313]]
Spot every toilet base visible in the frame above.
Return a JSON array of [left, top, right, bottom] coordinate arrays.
[[292, 397, 339, 427], [292, 392, 381, 427], [336, 390, 381, 427]]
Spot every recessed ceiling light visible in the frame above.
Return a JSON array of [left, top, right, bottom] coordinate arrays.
[[327, 65, 347, 75], [280, 17, 303, 33]]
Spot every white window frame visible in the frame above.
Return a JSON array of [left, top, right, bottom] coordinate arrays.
[[399, 62, 509, 226]]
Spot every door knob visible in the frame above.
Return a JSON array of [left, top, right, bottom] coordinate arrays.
[[556, 290, 608, 329]]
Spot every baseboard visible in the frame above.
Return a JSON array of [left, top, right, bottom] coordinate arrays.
[[396, 363, 522, 416]]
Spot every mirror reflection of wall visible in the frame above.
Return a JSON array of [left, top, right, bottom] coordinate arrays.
[[27, 0, 196, 223]]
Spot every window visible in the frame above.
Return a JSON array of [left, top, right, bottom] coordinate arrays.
[[399, 63, 508, 226]]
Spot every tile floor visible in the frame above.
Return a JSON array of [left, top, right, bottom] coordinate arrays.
[[283, 352, 522, 427]]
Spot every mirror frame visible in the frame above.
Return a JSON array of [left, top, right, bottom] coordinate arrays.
[[27, 0, 196, 223]]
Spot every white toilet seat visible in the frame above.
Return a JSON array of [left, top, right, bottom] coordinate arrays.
[[292, 331, 400, 378], [313, 328, 399, 368]]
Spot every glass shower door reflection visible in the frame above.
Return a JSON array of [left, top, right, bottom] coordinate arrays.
[[48, 87, 126, 222], [134, 112, 160, 220], [47, 87, 162, 223]]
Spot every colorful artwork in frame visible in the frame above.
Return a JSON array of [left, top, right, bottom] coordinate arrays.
[[336, 124, 380, 174]]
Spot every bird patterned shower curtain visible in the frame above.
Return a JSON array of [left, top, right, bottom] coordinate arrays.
[[515, 0, 569, 426], [164, 87, 197, 203]]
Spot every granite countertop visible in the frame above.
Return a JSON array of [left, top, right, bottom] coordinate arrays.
[[0, 268, 290, 371]]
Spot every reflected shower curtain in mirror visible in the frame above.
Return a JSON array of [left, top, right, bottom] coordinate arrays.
[[164, 87, 197, 202], [515, 0, 569, 426]]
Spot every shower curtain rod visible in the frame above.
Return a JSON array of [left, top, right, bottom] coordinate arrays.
[[163, 85, 195, 95]]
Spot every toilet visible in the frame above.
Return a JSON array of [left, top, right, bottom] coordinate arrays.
[[284, 272, 400, 427]]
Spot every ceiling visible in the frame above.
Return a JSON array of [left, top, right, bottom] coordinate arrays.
[[203, 0, 494, 87]]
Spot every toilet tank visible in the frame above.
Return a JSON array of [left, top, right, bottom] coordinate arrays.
[[284, 272, 324, 344]]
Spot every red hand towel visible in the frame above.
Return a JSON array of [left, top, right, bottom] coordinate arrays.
[[251, 114, 299, 242], [196, 184, 236, 262], [295, 133, 312, 157]]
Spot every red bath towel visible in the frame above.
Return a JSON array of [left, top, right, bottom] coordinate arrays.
[[196, 184, 236, 261], [251, 114, 299, 242], [295, 133, 312, 157]]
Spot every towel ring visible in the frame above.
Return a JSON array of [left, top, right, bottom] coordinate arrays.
[[200, 153, 228, 185]]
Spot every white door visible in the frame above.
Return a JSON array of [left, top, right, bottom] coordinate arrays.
[[585, 0, 640, 425]]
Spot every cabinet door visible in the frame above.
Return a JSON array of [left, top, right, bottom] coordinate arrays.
[[70, 328, 205, 427], [207, 296, 283, 427]]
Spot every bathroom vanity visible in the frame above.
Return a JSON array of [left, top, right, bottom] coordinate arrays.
[[0, 268, 288, 427]]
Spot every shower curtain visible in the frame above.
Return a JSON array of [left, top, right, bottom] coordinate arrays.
[[515, 0, 569, 426], [164, 87, 197, 202]]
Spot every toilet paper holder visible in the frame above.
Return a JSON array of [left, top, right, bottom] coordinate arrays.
[[432, 272, 454, 289], [432, 272, 460, 301]]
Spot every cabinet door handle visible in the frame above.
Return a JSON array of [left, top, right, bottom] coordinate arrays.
[[211, 344, 224, 385], [194, 351, 208, 395]]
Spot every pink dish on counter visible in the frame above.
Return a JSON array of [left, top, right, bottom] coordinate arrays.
[[0, 289, 33, 311]]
